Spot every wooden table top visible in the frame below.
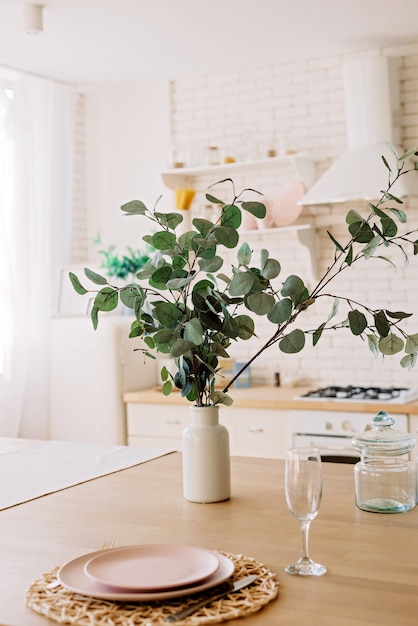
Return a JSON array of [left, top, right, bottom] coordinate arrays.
[[1, 444, 418, 625]]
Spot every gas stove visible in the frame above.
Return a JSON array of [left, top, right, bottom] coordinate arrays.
[[298, 385, 418, 404]]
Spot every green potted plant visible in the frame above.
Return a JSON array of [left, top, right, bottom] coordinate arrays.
[[92, 235, 152, 281], [70, 145, 418, 503]]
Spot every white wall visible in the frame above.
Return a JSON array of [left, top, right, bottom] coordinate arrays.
[[84, 81, 171, 260]]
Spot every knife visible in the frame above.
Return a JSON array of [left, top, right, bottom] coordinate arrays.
[[164, 574, 257, 622]]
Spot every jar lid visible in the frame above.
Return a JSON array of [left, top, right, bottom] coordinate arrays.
[[352, 411, 416, 456]]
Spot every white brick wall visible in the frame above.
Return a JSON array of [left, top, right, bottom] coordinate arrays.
[[170, 46, 418, 390]]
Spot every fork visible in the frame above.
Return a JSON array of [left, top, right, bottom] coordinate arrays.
[[47, 539, 115, 589]]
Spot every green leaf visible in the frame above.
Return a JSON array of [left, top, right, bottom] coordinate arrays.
[[385, 310, 413, 320], [348, 309, 367, 335], [234, 314, 255, 340], [213, 225, 239, 248], [193, 218, 214, 237], [388, 208, 407, 223], [209, 342, 230, 357], [221, 204, 241, 229], [144, 336, 155, 349], [401, 353, 417, 370], [378, 333, 404, 355], [381, 154, 392, 171], [142, 234, 153, 246], [153, 302, 181, 328], [405, 333, 418, 354], [229, 271, 256, 296], [151, 266, 173, 285], [260, 256, 281, 280], [241, 201, 266, 219], [349, 221, 374, 243], [328, 298, 339, 321], [153, 329, 177, 345], [237, 242, 252, 266], [162, 381, 173, 396], [345, 245, 353, 265], [120, 284, 145, 309], [383, 191, 403, 204], [281, 275, 305, 297], [370, 203, 388, 219], [170, 339, 195, 357], [121, 200, 147, 215], [208, 342, 229, 357], [184, 318, 204, 345], [279, 329, 306, 354], [166, 276, 194, 289], [200, 310, 223, 331], [313, 322, 326, 346], [327, 230, 345, 252], [69, 272, 88, 295], [210, 391, 234, 406], [367, 334, 380, 357], [198, 255, 223, 272], [178, 230, 197, 250], [267, 298, 293, 324], [362, 235, 381, 259], [91, 305, 99, 330], [205, 193, 224, 204], [381, 217, 398, 237], [374, 310, 390, 337], [246, 292, 275, 315], [93, 287, 119, 312], [193, 279, 215, 293], [84, 268, 108, 285], [346, 209, 364, 224], [152, 230, 177, 251], [154, 211, 183, 230]]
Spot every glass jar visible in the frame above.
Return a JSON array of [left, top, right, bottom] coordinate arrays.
[[352, 411, 416, 513], [206, 146, 220, 166]]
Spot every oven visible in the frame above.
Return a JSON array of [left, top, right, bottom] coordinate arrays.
[[291, 385, 415, 464]]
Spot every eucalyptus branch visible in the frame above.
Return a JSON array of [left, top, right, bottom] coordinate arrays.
[[69, 145, 418, 406]]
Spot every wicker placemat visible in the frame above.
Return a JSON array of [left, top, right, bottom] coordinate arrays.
[[26, 551, 279, 625]]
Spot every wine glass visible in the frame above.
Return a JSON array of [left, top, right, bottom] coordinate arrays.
[[284, 447, 327, 576]]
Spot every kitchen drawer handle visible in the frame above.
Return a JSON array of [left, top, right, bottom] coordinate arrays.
[[165, 419, 181, 425], [248, 428, 265, 433]]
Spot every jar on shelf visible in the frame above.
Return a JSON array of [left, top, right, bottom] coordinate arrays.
[[352, 411, 416, 513], [206, 146, 220, 166]]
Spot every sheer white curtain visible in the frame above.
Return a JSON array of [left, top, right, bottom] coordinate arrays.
[[0, 74, 76, 438]]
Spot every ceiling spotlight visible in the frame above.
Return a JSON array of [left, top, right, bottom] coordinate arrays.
[[24, 3, 44, 35]]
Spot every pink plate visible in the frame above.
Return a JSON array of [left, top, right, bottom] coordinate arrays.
[[57, 548, 234, 601], [84, 544, 220, 591]]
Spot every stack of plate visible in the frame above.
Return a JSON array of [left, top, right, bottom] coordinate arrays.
[[57, 544, 235, 601]]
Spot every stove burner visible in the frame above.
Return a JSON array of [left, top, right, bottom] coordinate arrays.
[[300, 385, 418, 403]]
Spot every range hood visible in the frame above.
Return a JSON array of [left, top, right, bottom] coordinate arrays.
[[301, 55, 417, 205]]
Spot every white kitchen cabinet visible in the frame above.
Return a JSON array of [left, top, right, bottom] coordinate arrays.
[[221, 407, 291, 459], [126, 401, 291, 459], [127, 403, 188, 450]]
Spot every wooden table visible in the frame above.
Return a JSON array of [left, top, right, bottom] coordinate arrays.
[[1, 444, 418, 625]]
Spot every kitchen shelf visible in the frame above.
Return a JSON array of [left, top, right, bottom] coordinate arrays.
[[240, 223, 318, 282], [161, 153, 316, 190]]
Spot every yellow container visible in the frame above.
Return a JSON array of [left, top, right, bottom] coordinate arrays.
[[175, 188, 196, 211]]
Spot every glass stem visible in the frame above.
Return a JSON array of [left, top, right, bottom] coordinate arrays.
[[300, 519, 312, 562]]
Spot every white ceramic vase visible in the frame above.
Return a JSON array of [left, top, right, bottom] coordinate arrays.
[[182, 405, 231, 503]]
